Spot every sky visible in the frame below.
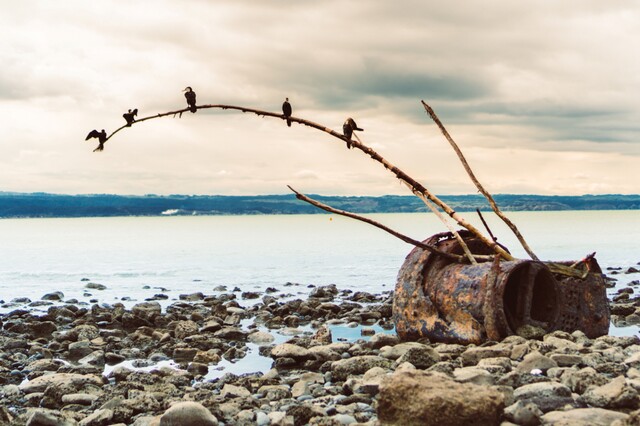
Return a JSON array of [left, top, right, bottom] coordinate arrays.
[[1, 1, 639, 196]]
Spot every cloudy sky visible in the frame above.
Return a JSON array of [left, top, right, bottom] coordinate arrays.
[[1, 1, 638, 196]]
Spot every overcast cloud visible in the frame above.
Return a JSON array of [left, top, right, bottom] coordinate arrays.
[[0, 1, 638, 196]]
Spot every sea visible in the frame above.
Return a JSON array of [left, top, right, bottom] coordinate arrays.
[[0, 210, 638, 334]]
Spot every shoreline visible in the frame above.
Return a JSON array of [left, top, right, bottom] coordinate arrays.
[[0, 267, 638, 425]]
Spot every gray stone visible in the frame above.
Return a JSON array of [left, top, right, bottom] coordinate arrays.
[[452, 367, 496, 386], [396, 345, 441, 369], [581, 375, 639, 409], [461, 345, 511, 366], [516, 351, 558, 374], [331, 355, 393, 381], [79, 409, 113, 426]]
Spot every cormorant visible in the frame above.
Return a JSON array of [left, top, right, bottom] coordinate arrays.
[[123, 108, 138, 126], [85, 129, 107, 152], [342, 117, 363, 149], [183, 87, 197, 113], [282, 97, 292, 127]]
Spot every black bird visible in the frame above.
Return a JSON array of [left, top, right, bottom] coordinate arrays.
[[122, 108, 138, 126], [282, 97, 292, 127], [183, 86, 197, 113], [342, 117, 363, 149], [85, 129, 107, 152]]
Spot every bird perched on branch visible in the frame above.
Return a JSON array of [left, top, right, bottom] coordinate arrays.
[[183, 87, 197, 113], [122, 108, 138, 126], [85, 129, 107, 152], [282, 98, 292, 127], [343, 117, 363, 149]]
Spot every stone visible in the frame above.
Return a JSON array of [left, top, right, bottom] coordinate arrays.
[[79, 408, 113, 426], [513, 381, 575, 413], [331, 355, 393, 381], [395, 345, 441, 369], [581, 375, 639, 409], [271, 343, 312, 360], [515, 351, 558, 374], [159, 401, 218, 426], [19, 373, 103, 394], [460, 345, 511, 366], [131, 302, 162, 322], [258, 385, 292, 401], [550, 353, 583, 367], [541, 407, 628, 425], [221, 384, 251, 398], [377, 370, 504, 426], [248, 331, 275, 344], [504, 400, 543, 426], [452, 367, 496, 386], [25, 409, 77, 426], [561, 366, 609, 394], [61, 393, 99, 405], [173, 320, 199, 339]]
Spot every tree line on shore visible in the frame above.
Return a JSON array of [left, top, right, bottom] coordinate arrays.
[[0, 192, 638, 218]]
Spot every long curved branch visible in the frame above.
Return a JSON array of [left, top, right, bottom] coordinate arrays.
[[421, 101, 539, 261], [96, 103, 512, 260], [287, 186, 495, 263]]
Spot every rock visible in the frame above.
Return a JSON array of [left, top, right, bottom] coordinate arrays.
[[504, 400, 543, 426], [159, 401, 218, 426], [213, 326, 248, 340], [173, 320, 199, 339], [452, 367, 495, 386], [561, 366, 609, 394], [377, 370, 504, 426], [395, 345, 441, 369], [25, 409, 77, 426], [172, 348, 198, 362], [79, 408, 113, 426], [515, 351, 558, 374], [179, 292, 204, 301], [541, 407, 628, 425], [271, 343, 312, 360], [581, 375, 639, 409], [85, 282, 107, 290], [248, 331, 275, 344], [550, 353, 583, 367], [131, 302, 162, 322], [331, 355, 393, 381], [221, 384, 251, 398], [61, 393, 99, 405], [379, 342, 424, 360], [19, 373, 103, 394], [286, 404, 325, 426], [513, 381, 575, 413], [42, 291, 64, 301], [258, 385, 291, 401], [460, 345, 511, 366], [312, 325, 333, 345]]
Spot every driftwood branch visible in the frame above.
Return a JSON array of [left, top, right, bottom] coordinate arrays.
[[421, 100, 540, 261], [97, 103, 514, 260], [288, 185, 495, 263]]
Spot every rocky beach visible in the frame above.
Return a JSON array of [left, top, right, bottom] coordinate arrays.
[[0, 265, 639, 426]]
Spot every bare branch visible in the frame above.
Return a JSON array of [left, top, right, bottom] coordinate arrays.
[[96, 102, 513, 260], [421, 100, 539, 261], [287, 185, 495, 263]]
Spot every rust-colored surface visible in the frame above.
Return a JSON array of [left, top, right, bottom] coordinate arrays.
[[393, 231, 610, 344]]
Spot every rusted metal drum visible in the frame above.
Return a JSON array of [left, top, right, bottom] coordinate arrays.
[[393, 231, 610, 344]]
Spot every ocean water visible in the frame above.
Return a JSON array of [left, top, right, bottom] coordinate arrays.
[[0, 211, 638, 336]]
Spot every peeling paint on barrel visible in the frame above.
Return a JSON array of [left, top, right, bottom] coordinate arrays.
[[393, 231, 610, 344]]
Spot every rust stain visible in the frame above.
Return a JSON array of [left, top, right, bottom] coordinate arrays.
[[393, 231, 610, 344]]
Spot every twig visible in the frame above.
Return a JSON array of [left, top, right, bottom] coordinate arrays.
[[287, 186, 494, 263], [404, 182, 477, 264], [97, 103, 513, 260], [422, 100, 540, 261]]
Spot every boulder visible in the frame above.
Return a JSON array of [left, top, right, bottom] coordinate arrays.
[[331, 355, 393, 381], [377, 370, 504, 426], [541, 407, 628, 425]]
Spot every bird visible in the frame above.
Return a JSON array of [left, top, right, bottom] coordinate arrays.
[[183, 87, 197, 113], [342, 117, 363, 149], [122, 108, 138, 126], [282, 98, 292, 127], [85, 129, 107, 152]]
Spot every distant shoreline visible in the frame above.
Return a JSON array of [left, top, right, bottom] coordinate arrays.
[[0, 192, 638, 218]]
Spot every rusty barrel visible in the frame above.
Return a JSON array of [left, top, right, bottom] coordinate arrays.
[[393, 231, 610, 344]]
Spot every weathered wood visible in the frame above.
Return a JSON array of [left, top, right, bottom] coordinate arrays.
[[422, 100, 539, 261]]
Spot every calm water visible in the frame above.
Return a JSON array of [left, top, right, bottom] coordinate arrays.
[[0, 211, 638, 331]]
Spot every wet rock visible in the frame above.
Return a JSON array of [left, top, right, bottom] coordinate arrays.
[[19, 373, 103, 394], [377, 370, 504, 426], [42, 291, 65, 301], [271, 343, 312, 361], [85, 282, 107, 290]]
